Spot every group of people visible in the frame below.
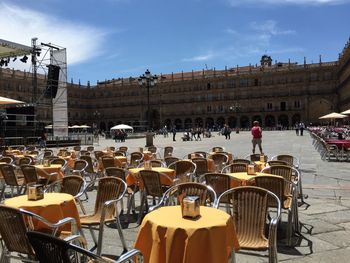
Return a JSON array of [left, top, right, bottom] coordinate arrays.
[[113, 129, 128, 142], [295, 122, 306, 136]]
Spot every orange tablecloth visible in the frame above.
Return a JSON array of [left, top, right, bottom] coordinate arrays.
[[34, 164, 64, 180], [143, 150, 153, 161], [127, 167, 175, 187], [226, 172, 281, 187], [135, 206, 239, 263], [4, 193, 80, 231]]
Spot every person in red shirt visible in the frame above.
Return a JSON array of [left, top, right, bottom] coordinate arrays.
[[251, 121, 263, 154]]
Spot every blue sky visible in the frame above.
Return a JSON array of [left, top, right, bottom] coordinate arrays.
[[1, 0, 349, 84]]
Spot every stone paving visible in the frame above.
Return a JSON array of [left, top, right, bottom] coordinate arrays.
[[30, 130, 350, 262]]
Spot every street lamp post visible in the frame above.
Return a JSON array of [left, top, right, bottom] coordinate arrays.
[[138, 69, 158, 146]]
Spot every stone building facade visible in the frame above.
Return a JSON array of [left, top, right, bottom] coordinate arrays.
[[1, 38, 350, 133]]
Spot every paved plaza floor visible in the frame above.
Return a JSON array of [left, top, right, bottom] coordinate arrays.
[[25, 130, 350, 262]]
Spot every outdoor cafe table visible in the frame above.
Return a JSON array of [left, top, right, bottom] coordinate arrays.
[[34, 164, 64, 181], [127, 167, 175, 187], [225, 172, 279, 187], [325, 139, 350, 150], [134, 205, 240, 263], [4, 193, 80, 231], [98, 156, 128, 170]]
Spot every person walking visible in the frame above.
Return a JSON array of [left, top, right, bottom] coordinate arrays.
[[299, 122, 305, 136], [251, 121, 263, 154], [172, 126, 177, 141], [295, 123, 300, 136]]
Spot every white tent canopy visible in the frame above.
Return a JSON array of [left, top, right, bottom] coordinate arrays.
[[341, 109, 350, 115], [110, 124, 133, 130], [319, 112, 347, 119]]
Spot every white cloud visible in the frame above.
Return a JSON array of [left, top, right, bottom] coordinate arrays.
[[226, 0, 350, 6], [250, 20, 295, 35], [0, 2, 107, 67], [182, 53, 214, 62]]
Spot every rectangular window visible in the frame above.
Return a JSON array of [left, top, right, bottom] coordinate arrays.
[[280, 101, 286, 111], [267, 103, 273, 110], [207, 105, 212, 112], [294, 101, 301, 108]]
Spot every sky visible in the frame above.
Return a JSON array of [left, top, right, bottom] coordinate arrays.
[[0, 0, 349, 85]]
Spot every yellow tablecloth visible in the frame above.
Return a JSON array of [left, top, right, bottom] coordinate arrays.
[[254, 161, 266, 172], [135, 206, 240, 263], [34, 164, 64, 180], [4, 193, 80, 231], [127, 167, 175, 187]]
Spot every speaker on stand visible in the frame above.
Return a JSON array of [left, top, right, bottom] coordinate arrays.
[[44, 64, 60, 99]]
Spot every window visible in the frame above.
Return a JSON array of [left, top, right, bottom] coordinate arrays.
[[207, 83, 211, 90], [294, 101, 301, 109], [280, 102, 286, 111], [218, 105, 224, 112], [267, 103, 273, 110], [207, 105, 212, 112]]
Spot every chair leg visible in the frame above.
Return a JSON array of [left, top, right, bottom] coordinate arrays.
[[77, 199, 87, 214], [137, 192, 146, 225], [88, 226, 98, 252], [115, 214, 128, 254]]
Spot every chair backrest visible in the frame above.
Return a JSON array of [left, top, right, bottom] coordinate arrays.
[[60, 176, 85, 197], [0, 163, 20, 186], [101, 156, 116, 169], [164, 156, 180, 167], [50, 158, 67, 167], [27, 231, 143, 263], [72, 160, 88, 176], [86, 146, 95, 152], [119, 146, 128, 153], [168, 160, 196, 182], [104, 167, 127, 181], [248, 154, 268, 162], [129, 152, 144, 168], [202, 173, 231, 201], [20, 164, 39, 184], [114, 151, 126, 157], [150, 160, 166, 167], [162, 182, 216, 206], [212, 146, 224, 152], [262, 165, 293, 182], [93, 177, 126, 217], [191, 157, 208, 177], [267, 160, 289, 166], [222, 163, 248, 173], [147, 146, 157, 154], [273, 154, 300, 168], [79, 150, 90, 156], [210, 153, 229, 170], [0, 156, 14, 164], [43, 150, 53, 158], [252, 176, 287, 208], [18, 156, 32, 165], [26, 146, 36, 152], [73, 145, 81, 152], [186, 152, 204, 159], [94, 150, 105, 161], [232, 158, 251, 165], [163, 146, 174, 158], [140, 170, 167, 198], [0, 205, 34, 256], [214, 186, 280, 249], [79, 156, 94, 173]]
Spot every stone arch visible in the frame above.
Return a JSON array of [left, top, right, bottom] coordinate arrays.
[[291, 114, 301, 125], [174, 119, 182, 129], [216, 116, 225, 129], [240, 116, 250, 128], [265, 115, 275, 127], [228, 116, 237, 128], [195, 117, 203, 127], [184, 118, 192, 129], [278, 114, 289, 128], [206, 117, 214, 128], [252, 115, 262, 126]]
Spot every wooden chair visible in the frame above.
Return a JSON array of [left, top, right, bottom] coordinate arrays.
[[232, 158, 251, 165], [214, 186, 281, 263], [271, 154, 300, 168], [104, 167, 137, 218], [164, 156, 179, 167], [20, 164, 56, 187], [200, 173, 231, 207], [138, 170, 173, 223], [246, 154, 268, 162], [101, 156, 116, 170], [267, 160, 289, 166], [0, 156, 14, 164], [86, 146, 95, 152], [222, 162, 248, 173], [0, 205, 78, 263], [79, 156, 99, 182], [156, 182, 216, 208], [50, 158, 68, 174], [212, 146, 224, 152], [45, 175, 87, 214], [250, 175, 299, 246], [0, 163, 25, 201], [163, 146, 174, 158], [27, 231, 144, 263], [168, 160, 196, 183], [210, 152, 229, 172], [80, 177, 128, 255], [18, 157, 32, 166], [129, 152, 144, 168], [191, 157, 209, 180], [73, 145, 81, 152]]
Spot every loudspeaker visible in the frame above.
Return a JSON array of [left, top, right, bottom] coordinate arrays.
[[44, 64, 60, 98]]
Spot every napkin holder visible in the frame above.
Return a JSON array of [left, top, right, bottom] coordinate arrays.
[[247, 164, 256, 175], [28, 184, 44, 201], [43, 159, 51, 167], [181, 196, 200, 219]]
